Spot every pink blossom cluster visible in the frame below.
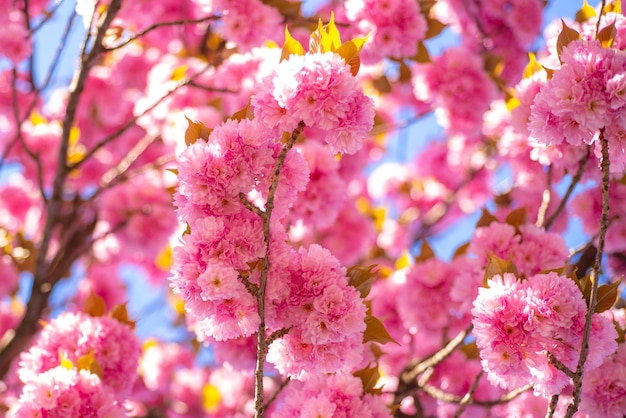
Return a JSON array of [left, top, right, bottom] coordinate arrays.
[[468, 221, 568, 277], [252, 52, 375, 154], [266, 244, 367, 379], [529, 40, 626, 172], [472, 272, 618, 397], [580, 342, 626, 418], [172, 47, 374, 379], [343, 0, 427, 63], [12, 367, 127, 418], [12, 311, 140, 416], [432, 0, 544, 83], [272, 372, 389, 418], [128, 341, 257, 417], [412, 46, 498, 135]]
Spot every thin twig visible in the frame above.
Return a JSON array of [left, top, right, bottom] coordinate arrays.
[[546, 394, 559, 418], [454, 370, 484, 418], [565, 129, 610, 417], [68, 64, 213, 171], [547, 352, 575, 380], [536, 167, 552, 228], [263, 377, 291, 411], [239, 193, 264, 217], [104, 16, 218, 51], [38, 9, 79, 93], [29, 0, 66, 34], [544, 147, 590, 230], [394, 325, 473, 403]]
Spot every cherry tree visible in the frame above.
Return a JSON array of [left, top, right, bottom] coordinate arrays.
[[0, 0, 625, 417]]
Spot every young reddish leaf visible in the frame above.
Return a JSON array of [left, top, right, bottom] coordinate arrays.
[[523, 53, 543, 79], [476, 208, 498, 228], [231, 100, 253, 121], [483, 253, 519, 287], [347, 265, 379, 298], [281, 26, 305, 62], [398, 60, 413, 82], [505, 207, 527, 229], [594, 279, 621, 313], [76, 351, 103, 379], [110, 303, 136, 329], [413, 42, 431, 64], [452, 242, 469, 258], [576, 0, 597, 22], [372, 75, 392, 94], [59, 353, 74, 370], [425, 17, 446, 39], [321, 12, 342, 52], [556, 20, 581, 63], [395, 251, 411, 270], [598, 21, 617, 48], [579, 273, 593, 305], [603, 0, 622, 14], [83, 292, 106, 317], [202, 384, 222, 413], [363, 313, 399, 345], [414, 240, 434, 263], [184, 116, 212, 146], [460, 341, 479, 359], [155, 244, 173, 271], [170, 65, 188, 81], [541, 64, 556, 80], [353, 363, 382, 395]]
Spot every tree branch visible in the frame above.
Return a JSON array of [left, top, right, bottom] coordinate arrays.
[[254, 121, 305, 418], [565, 129, 610, 417]]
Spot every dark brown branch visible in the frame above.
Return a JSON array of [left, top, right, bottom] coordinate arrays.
[[546, 394, 559, 418], [454, 370, 483, 418], [547, 352, 575, 380], [0, 0, 123, 381]]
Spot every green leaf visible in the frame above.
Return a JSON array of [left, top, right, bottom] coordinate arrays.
[[347, 265, 378, 298], [353, 363, 382, 395], [476, 208, 498, 228], [575, 0, 597, 22], [556, 20, 581, 64], [595, 279, 621, 313], [281, 26, 305, 62], [363, 313, 399, 345], [598, 21, 617, 48], [483, 253, 519, 287]]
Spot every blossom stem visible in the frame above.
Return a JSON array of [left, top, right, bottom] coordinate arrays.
[[253, 121, 305, 418], [565, 129, 610, 417]]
